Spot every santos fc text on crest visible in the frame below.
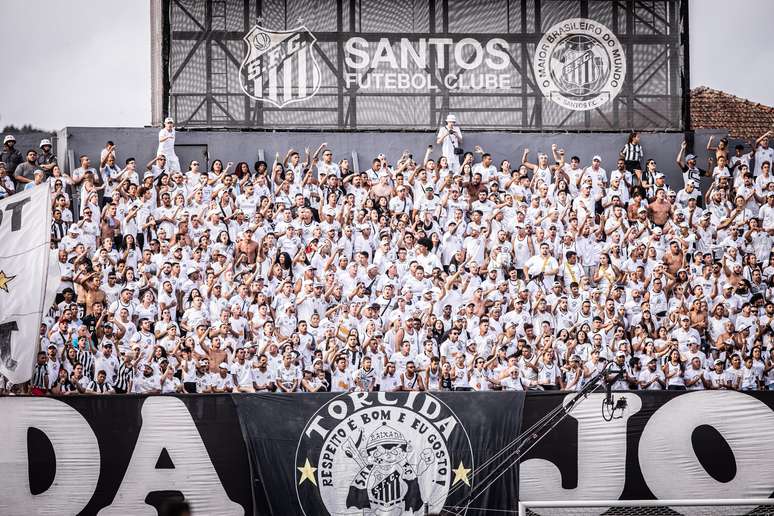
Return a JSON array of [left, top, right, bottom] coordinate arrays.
[[239, 24, 322, 108]]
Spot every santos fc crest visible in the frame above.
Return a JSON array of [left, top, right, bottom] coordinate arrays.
[[295, 392, 474, 515], [533, 18, 626, 111], [239, 24, 322, 108]]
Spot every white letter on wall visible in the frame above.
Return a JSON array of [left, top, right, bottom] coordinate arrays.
[[0, 397, 100, 516], [639, 391, 774, 501], [99, 397, 243, 515], [520, 393, 642, 515]]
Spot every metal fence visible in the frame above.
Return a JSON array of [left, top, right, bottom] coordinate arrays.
[[159, 0, 688, 130]]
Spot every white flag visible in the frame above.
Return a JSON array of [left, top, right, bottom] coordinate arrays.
[[0, 185, 51, 384]]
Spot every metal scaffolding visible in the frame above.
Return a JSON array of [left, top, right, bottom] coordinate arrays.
[[158, 0, 688, 130]]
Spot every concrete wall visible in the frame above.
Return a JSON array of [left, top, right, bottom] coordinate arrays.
[[59, 127, 728, 189], [1, 131, 57, 157]]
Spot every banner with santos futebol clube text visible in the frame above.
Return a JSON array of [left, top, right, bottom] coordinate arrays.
[[0, 185, 52, 385], [162, 0, 687, 130]]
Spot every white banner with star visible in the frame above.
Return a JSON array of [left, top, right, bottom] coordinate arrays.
[[0, 185, 51, 384]]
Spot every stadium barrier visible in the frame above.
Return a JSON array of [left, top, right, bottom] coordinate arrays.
[[2, 391, 773, 515]]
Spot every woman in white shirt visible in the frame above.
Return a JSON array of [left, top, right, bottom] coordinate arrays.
[[662, 349, 686, 390], [740, 357, 760, 391], [470, 357, 489, 391]]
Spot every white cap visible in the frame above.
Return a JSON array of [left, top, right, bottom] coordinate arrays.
[[164, 117, 174, 124], [446, 114, 457, 123], [39, 139, 52, 148], [592, 155, 602, 162], [3, 135, 15, 144], [219, 362, 229, 369]]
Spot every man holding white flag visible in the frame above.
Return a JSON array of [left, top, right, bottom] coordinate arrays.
[[0, 184, 51, 385]]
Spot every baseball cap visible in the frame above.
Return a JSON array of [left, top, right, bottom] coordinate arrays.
[[164, 117, 174, 124], [685, 154, 696, 161], [219, 362, 229, 369], [446, 114, 457, 123], [198, 359, 209, 366], [592, 155, 601, 162], [714, 358, 724, 366], [616, 351, 626, 358]]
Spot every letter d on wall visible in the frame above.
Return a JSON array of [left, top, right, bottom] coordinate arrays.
[[0, 398, 100, 516]]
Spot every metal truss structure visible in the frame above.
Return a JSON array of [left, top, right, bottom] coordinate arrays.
[[157, 0, 688, 130]]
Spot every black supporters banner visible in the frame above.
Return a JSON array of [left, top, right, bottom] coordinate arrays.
[[233, 391, 525, 515], [7, 391, 774, 515]]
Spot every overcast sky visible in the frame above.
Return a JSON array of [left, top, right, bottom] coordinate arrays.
[[1, 0, 771, 131]]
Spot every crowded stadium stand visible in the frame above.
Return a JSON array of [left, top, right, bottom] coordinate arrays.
[[3, 118, 771, 396], [5, 1, 774, 515]]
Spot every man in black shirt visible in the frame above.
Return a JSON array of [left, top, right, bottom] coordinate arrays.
[[676, 140, 707, 189], [80, 301, 105, 350], [1, 135, 22, 183], [37, 138, 57, 175]]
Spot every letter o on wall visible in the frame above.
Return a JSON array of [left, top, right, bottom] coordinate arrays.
[[639, 391, 774, 499]]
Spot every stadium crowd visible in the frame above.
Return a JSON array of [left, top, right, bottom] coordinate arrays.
[[2, 116, 774, 396]]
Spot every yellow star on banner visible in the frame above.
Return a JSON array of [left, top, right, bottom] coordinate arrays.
[[297, 458, 317, 486], [452, 461, 471, 486], [0, 271, 16, 293]]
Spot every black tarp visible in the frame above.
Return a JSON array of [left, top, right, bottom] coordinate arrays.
[[233, 391, 525, 515]]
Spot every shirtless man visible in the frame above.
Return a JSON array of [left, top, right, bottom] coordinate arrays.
[[648, 188, 672, 227], [75, 272, 106, 316], [662, 240, 685, 276], [370, 169, 394, 198], [236, 228, 259, 265], [203, 336, 231, 373]]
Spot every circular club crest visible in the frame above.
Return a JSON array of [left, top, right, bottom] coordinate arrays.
[[533, 18, 626, 111], [295, 392, 474, 515]]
